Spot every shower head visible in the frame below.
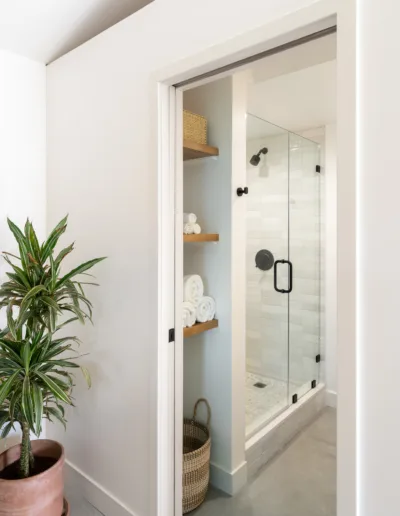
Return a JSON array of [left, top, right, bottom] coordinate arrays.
[[250, 147, 268, 166]]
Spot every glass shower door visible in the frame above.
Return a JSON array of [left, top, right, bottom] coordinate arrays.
[[288, 132, 321, 401], [245, 114, 290, 437]]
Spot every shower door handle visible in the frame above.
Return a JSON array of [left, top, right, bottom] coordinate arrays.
[[274, 259, 293, 294]]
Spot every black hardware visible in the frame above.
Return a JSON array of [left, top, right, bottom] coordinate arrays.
[[311, 380, 317, 389], [316, 354, 321, 363], [316, 165, 321, 173], [273, 259, 293, 294], [292, 394, 298, 404], [254, 382, 267, 389], [237, 187, 249, 197], [168, 328, 175, 342], [250, 147, 268, 166], [255, 249, 274, 271]]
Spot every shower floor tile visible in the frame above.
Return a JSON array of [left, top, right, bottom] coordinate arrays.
[[246, 372, 289, 436]]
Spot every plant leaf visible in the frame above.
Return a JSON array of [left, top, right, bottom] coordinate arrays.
[[32, 384, 43, 435], [35, 371, 72, 405], [80, 366, 91, 388], [56, 258, 106, 289], [0, 371, 20, 405]]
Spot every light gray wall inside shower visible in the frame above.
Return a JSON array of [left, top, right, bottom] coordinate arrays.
[[246, 132, 322, 390]]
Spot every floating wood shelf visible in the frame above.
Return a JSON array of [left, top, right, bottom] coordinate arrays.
[[183, 233, 219, 243], [184, 319, 219, 338], [183, 140, 219, 161]]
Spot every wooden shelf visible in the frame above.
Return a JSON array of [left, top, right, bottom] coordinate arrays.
[[183, 233, 219, 243], [184, 320, 219, 338], [183, 140, 219, 161]]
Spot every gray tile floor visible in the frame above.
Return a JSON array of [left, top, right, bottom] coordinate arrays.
[[67, 408, 336, 516], [193, 407, 336, 516]]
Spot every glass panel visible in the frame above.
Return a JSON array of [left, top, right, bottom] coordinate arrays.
[[245, 114, 290, 438], [288, 132, 321, 400]]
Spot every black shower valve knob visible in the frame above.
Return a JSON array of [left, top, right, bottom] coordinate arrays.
[[237, 187, 249, 197]]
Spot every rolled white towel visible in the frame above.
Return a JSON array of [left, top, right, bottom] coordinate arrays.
[[192, 223, 201, 235], [182, 301, 196, 328], [183, 213, 197, 224], [183, 222, 194, 235], [183, 274, 204, 305], [196, 296, 216, 323]]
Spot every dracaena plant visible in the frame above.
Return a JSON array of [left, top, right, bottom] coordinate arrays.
[[0, 216, 105, 478]]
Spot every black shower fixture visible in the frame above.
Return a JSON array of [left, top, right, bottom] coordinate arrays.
[[250, 147, 268, 166]]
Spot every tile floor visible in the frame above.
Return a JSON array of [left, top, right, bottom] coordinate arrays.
[[194, 407, 336, 516], [67, 408, 336, 516]]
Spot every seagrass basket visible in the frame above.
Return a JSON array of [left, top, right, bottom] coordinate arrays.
[[183, 110, 207, 145], [182, 399, 211, 514]]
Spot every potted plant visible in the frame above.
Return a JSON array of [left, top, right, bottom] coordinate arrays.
[[0, 216, 105, 515]]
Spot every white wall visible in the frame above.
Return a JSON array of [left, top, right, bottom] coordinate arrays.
[[0, 50, 46, 445], [182, 74, 247, 495], [45, 1, 358, 516], [359, 1, 400, 515]]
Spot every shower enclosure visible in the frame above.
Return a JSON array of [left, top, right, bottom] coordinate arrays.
[[245, 113, 321, 438]]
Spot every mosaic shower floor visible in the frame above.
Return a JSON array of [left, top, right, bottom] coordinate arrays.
[[246, 372, 289, 437]]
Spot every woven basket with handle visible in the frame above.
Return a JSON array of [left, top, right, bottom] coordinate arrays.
[[182, 399, 211, 514]]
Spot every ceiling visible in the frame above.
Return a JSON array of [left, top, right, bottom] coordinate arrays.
[[0, 0, 153, 64], [246, 33, 336, 137], [247, 59, 337, 136]]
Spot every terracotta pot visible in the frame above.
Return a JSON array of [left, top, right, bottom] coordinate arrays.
[[0, 439, 65, 516]]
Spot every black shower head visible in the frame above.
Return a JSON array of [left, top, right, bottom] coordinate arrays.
[[250, 147, 268, 166]]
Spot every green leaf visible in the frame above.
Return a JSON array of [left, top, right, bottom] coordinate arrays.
[[24, 219, 41, 264], [6, 302, 17, 340], [2, 256, 31, 289], [80, 366, 92, 388], [0, 371, 20, 405], [41, 216, 68, 262], [35, 371, 72, 405], [1, 421, 14, 439], [22, 341, 31, 371], [56, 258, 106, 289], [32, 384, 43, 435], [49, 254, 57, 291], [22, 285, 48, 303], [7, 219, 27, 249], [54, 243, 74, 269], [45, 406, 66, 430]]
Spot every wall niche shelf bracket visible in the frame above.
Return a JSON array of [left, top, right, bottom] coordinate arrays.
[[183, 320, 219, 338], [183, 140, 219, 161], [183, 234, 219, 243]]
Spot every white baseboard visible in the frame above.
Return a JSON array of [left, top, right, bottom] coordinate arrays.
[[210, 460, 247, 496], [325, 389, 337, 408], [65, 460, 136, 516]]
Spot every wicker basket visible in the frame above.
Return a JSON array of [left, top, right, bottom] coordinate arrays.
[[182, 399, 211, 514], [183, 110, 207, 145]]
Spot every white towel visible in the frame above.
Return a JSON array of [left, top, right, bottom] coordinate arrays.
[[192, 223, 201, 235], [183, 222, 202, 235], [183, 213, 197, 224], [196, 296, 216, 323], [182, 301, 196, 328], [183, 223, 193, 235], [183, 275, 204, 305]]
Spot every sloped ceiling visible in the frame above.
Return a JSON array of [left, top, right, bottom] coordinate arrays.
[[0, 0, 153, 64]]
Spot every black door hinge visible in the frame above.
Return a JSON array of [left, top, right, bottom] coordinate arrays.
[[311, 379, 317, 389], [315, 354, 321, 363], [292, 394, 298, 404], [168, 328, 175, 342], [316, 165, 321, 173]]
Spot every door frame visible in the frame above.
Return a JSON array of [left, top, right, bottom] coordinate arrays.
[[155, 2, 357, 515]]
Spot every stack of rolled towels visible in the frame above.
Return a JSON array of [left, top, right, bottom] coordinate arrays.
[[183, 274, 216, 328], [183, 213, 201, 235]]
